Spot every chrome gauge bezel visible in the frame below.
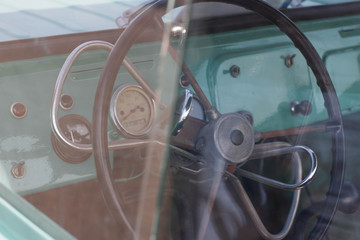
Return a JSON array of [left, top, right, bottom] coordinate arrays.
[[110, 83, 155, 138]]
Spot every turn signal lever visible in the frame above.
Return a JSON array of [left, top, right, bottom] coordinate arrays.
[[338, 181, 360, 214]]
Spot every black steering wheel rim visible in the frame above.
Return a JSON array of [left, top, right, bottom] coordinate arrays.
[[92, 0, 345, 239]]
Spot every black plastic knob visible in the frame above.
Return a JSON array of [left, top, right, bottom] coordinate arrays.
[[291, 100, 312, 116], [231, 130, 244, 146], [338, 181, 360, 214]]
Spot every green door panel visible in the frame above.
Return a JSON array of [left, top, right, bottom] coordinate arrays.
[[0, 183, 75, 239]]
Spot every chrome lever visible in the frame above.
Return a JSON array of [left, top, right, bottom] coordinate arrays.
[[236, 142, 317, 191], [172, 89, 193, 136]]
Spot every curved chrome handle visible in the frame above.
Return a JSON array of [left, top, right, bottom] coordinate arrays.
[[51, 41, 113, 152], [236, 142, 317, 191]]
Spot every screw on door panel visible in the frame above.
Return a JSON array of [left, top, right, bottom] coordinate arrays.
[[230, 65, 240, 78], [10, 102, 27, 119], [285, 54, 296, 68], [12, 161, 26, 179]]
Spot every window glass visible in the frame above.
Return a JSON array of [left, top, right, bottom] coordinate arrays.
[[0, 0, 144, 41], [1, 0, 360, 239], [265, 0, 360, 8]]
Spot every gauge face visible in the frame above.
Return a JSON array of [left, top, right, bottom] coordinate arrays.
[[110, 84, 155, 138], [51, 114, 92, 164]]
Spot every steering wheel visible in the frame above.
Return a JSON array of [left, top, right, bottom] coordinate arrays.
[[92, 0, 345, 239]]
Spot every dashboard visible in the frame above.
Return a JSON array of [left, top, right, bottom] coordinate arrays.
[[0, 6, 359, 194]]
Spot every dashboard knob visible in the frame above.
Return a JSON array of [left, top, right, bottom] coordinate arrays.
[[338, 181, 360, 214], [291, 100, 312, 116]]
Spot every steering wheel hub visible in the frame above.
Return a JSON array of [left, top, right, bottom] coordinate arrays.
[[197, 113, 255, 165]]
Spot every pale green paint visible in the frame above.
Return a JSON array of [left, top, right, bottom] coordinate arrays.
[[183, 14, 360, 131], [0, 183, 75, 239], [0, 41, 177, 194]]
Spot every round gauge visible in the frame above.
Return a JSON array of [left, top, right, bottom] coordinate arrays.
[[51, 114, 92, 164], [110, 84, 155, 138]]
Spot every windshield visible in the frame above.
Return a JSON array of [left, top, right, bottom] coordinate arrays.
[[267, 0, 360, 8]]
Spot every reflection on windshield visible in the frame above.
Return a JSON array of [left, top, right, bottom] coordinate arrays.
[[1, 0, 359, 42], [0, 0, 144, 41], [265, 0, 360, 8]]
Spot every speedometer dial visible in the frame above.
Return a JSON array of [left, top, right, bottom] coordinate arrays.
[[110, 84, 155, 138]]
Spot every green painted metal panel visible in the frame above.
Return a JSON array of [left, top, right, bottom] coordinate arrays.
[[183, 14, 360, 132], [0, 184, 75, 239], [0, 40, 179, 194]]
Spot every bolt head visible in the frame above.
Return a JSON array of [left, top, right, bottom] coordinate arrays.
[[195, 137, 206, 152], [12, 162, 26, 179], [230, 65, 240, 78]]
